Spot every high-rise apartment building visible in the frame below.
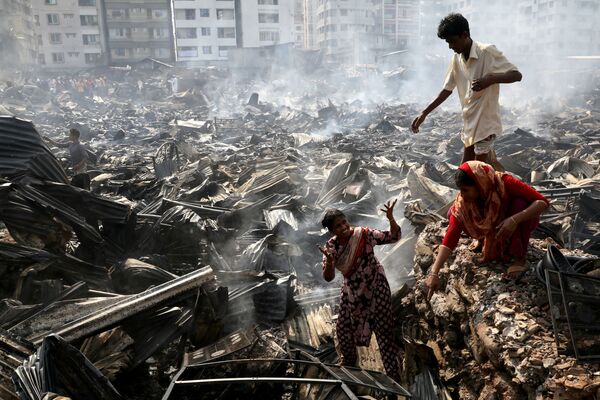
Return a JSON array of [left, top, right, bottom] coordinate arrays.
[[101, 0, 174, 65], [32, 0, 105, 68], [172, 0, 294, 63], [315, 0, 378, 63], [0, 0, 38, 67], [378, 0, 419, 49], [172, 0, 237, 63], [302, 0, 316, 49], [293, 0, 304, 47], [235, 0, 294, 48]]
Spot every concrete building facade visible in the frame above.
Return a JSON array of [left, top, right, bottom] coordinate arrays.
[[293, 0, 304, 47], [302, 0, 316, 49], [378, 0, 419, 49], [0, 0, 38, 68], [235, 0, 294, 48], [172, 0, 295, 63], [314, 0, 378, 63], [32, 0, 105, 68], [172, 0, 237, 63], [101, 0, 174, 65]]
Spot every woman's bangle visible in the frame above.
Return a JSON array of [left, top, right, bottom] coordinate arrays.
[[510, 216, 518, 225]]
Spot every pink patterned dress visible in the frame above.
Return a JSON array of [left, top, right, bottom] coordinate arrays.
[[322, 228, 400, 382]]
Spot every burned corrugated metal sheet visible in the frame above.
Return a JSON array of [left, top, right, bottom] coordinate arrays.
[[0, 116, 68, 183]]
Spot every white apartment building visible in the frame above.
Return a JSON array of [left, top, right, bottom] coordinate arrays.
[[293, 0, 305, 47], [302, 0, 316, 49], [379, 0, 419, 49], [236, 0, 294, 48], [173, 0, 237, 63], [173, 0, 295, 63], [315, 0, 378, 63], [33, 0, 104, 68], [514, 0, 600, 57]]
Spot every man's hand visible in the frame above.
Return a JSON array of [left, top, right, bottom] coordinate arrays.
[[425, 273, 441, 300], [472, 75, 495, 92], [411, 113, 427, 133], [496, 217, 518, 241], [380, 199, 397, 220]]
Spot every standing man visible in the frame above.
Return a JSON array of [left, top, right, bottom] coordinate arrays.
[[411, 13, 522, 169], [45, 128, 90, 190]]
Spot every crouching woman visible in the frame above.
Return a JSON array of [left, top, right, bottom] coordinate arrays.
[[319, 200, 401, 382], [426, 161, 550, 298]]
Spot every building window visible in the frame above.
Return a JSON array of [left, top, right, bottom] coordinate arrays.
[[65, 32, 76, 38], [200, 8, 209, 17], [150, 28, 169, 38], [258, 0, 278, 4], [175, 9, 195, 20], [340, 9, 348, 16], [51, 52, 65, 63], [38, 54, 46, 65], [110, 9, 127, 18], [45, 0, 57, 5], [259, 30, 280, 41], [67, 52, 79, 57], [85, 53, 101, 64], [176, 28, 197, 39], [47, 14, 59, 25], [201, 27, 211, 36], [49, 33, 62, 44], [63, 13, 74, 20], [202, 46, 212, 54], [109, 28, 130, 38], [78, 0, 96, 6], [153, 9, 167, 18], [82, 34, 99, 45], [115, 48, 126, 56], [34, 15, 39, 25], [154, 48, 170, 57], [384, 23, 395, 34], [217, 27, 235, 38], [258, 12, 279, 23], [216, 9, 235, 20], [80, 15, 98, 25], [218, 46, 233, 57], [177, 46, 198, 57]]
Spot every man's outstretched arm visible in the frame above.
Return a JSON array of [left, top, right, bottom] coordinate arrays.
[[411, 89, 453, 133]]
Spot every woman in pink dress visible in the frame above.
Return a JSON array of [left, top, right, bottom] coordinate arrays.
[[319, 200, 401, 382]]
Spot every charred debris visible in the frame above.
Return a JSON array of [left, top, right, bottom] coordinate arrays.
[[1, 67, 600, 400]]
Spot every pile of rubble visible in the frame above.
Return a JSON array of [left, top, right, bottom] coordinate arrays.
[[401, 221, 600, 399], [0, 66, 599, 399]]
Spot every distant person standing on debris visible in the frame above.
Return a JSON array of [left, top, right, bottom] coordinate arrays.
[[319, 201, 401, 382], [45, 128, 90, 190], [425, 161, 549, 298], [411, 13, 522, 170]]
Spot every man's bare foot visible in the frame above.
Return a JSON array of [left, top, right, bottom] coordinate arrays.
[[469, 240, 483, 253]]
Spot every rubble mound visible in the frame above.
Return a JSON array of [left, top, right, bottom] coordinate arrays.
[[401, 221, 600, 400]]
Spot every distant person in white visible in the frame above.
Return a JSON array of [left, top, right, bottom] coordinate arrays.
[[412, 13, 522, 171]]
